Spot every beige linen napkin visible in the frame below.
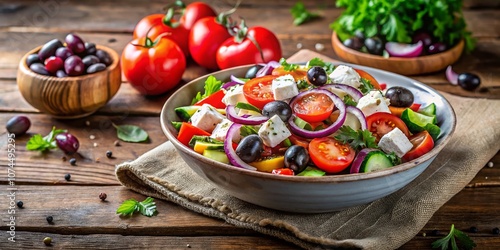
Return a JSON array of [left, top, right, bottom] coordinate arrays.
[[116, 51, 500, 250]]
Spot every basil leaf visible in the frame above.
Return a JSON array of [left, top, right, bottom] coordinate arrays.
[[113, 124, 149, 142]]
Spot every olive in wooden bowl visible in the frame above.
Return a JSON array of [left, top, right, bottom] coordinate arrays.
[[331, 32, 464, 76], [17, 43, 121, 119]]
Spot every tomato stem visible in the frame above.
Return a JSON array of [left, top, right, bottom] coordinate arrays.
[[162, 0, 185, 28], [132, 24, 171, 49]]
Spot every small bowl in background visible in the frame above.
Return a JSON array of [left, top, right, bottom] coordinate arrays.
[[17, 45, 121, 119], [331, 32, 464, 75]]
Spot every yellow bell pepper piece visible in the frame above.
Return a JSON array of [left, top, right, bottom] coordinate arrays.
[[249, 156, 285, 173]]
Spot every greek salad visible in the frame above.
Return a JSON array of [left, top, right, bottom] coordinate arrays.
[[173, 58, 440, 176]]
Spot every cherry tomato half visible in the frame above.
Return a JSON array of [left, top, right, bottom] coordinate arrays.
[[308, 137, 355, 173], [366, 112, 410, 142], [292, 92, 334, 123], [402, 130, 434, 162], [354, 69, 381, 90], [272, 168, 294, 176], [242, 75, 278, 109]]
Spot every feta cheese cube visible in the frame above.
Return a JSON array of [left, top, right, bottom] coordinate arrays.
[[190, 104, 225, 133], [272, 74, 299, 101], [258, 115, 292, 147], [329, 65, 361, 88], [222, 85, 246, 106], [378, 128, 413, 158], [356, 90, 391, 117], [210, 119, 239, 142]]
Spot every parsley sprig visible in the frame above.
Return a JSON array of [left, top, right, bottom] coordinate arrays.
[[307, 57, 335, 75], [334, 126, 378, 151], [116, 197, 157, 217], [279, 58, 299, 72], [432, 224, 476, 250], [26, 126, 66, 152], [290, 2, 320, 26], [191, 75, 222, 104]]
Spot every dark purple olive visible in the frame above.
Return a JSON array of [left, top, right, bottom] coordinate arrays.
[[64, 55, 85, 76], [87, 63, 106, 74], [364, 37, 384, 55], [82, 55, 100, 68], [65, 33, 86, 54], [427, 42, 447, 54], [457, 73, 481, 90], [245, 65, 264, 79], [235, 134, 263, 163], [385, 86, 414, 107], [262, 101, 292, 122], [354, 30, 365, 42], [6, 115, 31, 136], [412, 32, 433, 47], [38, 39, 63, 61], [307, 66, 327, 86], [26, 54, 41, 67], [343, 37, 363, 50], [284, 145, 309, 174], [56, 69, 68, 78], [55, 47, 73, 61], [95, 49, 112, 66], [84, 42, 97, 55], [55, 132, 80, 154], [30, 63, 50, 76]]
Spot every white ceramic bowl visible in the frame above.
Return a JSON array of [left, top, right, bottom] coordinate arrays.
[[160, 64, 456, 213]]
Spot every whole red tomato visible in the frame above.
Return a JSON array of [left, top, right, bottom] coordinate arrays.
[[216, 26, 282, 70], [121, 37, 186, 96], [180, 2, 217, 30], [189, 16, 232, 70], [133, 14, 190, 57]]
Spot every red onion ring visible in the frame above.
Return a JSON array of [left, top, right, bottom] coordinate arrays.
[[222, 81, 241, 89], [256, 61, 280, 77], [445, 65, 458, 85], [226, 105, 268, 125], [346, 106, 367, 130], [288, 89, 346, 139], [320, 84, 363, 102], [230, 75, 246, 84], [224, 123, 257, 171]]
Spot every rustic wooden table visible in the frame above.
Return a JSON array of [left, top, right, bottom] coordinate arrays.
[[1, 0, 499, 249]]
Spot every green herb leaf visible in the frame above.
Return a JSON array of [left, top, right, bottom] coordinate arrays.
[[240, 125, 259, 137], [26, 126, 66, 152], [296, 79, 311, 90], [113, 124, 149, 142], [386, 152, 401, 166], [279, 58, 299, 72], [307, 57, 335, 75], [424, 123, 441, 141], [343, 95, 357, 106], [334, 126, 378, 151], [432, 224, 476, 250], [359, 78, 375, 94], [117, 197, 157, 217], [290, 2, 320, 26], [191, 75, 222, 104]]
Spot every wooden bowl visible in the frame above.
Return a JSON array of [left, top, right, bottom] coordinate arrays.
[[331, 32, 464, 75], [17, 45, 121, 119]]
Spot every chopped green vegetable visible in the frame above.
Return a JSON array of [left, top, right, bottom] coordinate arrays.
[[26, 126, 66, 152], [419, 103, 437, 117], [279, 58, 299, 72], [432, 224, 476, 250], [283, 138, 292, 147], [297, 166, 326, 176], [113, 123, 149, 143], [191, 75, 222, 104], [385, 152, 401, 166], [307, 57, 335, 75], [343, 95, 357, 106], [235, 102, 261, 113], [296, 79, 310, 90], [359, 78, 375, 94], [188, 135, 223, 148], [290, 2, 320, 26], [116, 197, 157, 217], [401, 108, 440, 140], [334, 126, 378, 151], [240, 125, 259, 137], [171, 121, 183, 131]]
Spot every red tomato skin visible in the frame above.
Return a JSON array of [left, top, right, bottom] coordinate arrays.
[[181, 2, 217, 31], [308, 137, 355, 173], [189, 17, 231, 70], [366, 112, 410, 141], [242, 75, 278, 109], [272, 168, 294, 176], [194, 89, 226, 109], [133, 14, 190, 57], [402, 131, 434, 162], [216, 27, 282, 70], [121, 37, 186, 96]]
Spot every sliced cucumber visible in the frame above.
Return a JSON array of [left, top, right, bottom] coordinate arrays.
[[171, 121, 183, 131], [203, 150, 229, 164], [188, 136, 223, 148], [294, 116, 313, 130], [297, 166, 326, 176], [175, 105, 225, 121], [418, 103, 437, 121], [359, 151, 394, 173], [235, 102, 261, 113], [401, 108, 437, 133]]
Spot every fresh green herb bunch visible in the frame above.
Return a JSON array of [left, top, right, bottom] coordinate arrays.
[[330, 0, 475, 52]]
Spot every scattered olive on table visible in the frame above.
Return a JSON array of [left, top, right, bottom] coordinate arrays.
[[55, 132, 80, 155], [6, 115, 31, 136], [457, 72, 481, 90], [27, 33, 112, 77]]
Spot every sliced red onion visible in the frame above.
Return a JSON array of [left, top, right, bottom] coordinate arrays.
[[346, 106, 367, 130], [226, 105, 268, 125], [230, 75, 246, 84], [385, 41, 423, 58], [224, 123, 257, 171], [256, 61, 280, 77], [350, 148, 377, 174], [222, 81, 240, 89], [320, 84, 363, 102], [288, 89, 346, 139], [446, 65, 458, 85]]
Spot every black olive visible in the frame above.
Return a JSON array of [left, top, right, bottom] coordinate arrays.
[[6, 115, 31, 136], [262, 101, 292, 122], [26, 54, 41, 67], [457, 73, 480, 91], [354, 30, 365, 42], [245, 65, 264, 79], [343, 37, 363, 50], [307, 66, 328, 86], [385, 86, 414, 107], [427, 42, 447, 54], [284, 145, 309, 173], [364, 37, 384, 55], [235, 134, 263, 163]]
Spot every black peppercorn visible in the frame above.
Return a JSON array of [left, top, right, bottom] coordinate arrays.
[[43, 237, 52, 245], [46, 216, 53, 223], [99, 192, 107, 201], [493, 227, 500, 235], [469, 226, 478, 233], [106, 150, 113, 158], [17, 201, 23, 208], [69, 158, 76, 166], [431, 229, 440, 236], [64, 173, 71, 181]]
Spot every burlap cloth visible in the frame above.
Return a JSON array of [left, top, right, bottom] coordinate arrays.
[[116, 51, 500, 249]]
